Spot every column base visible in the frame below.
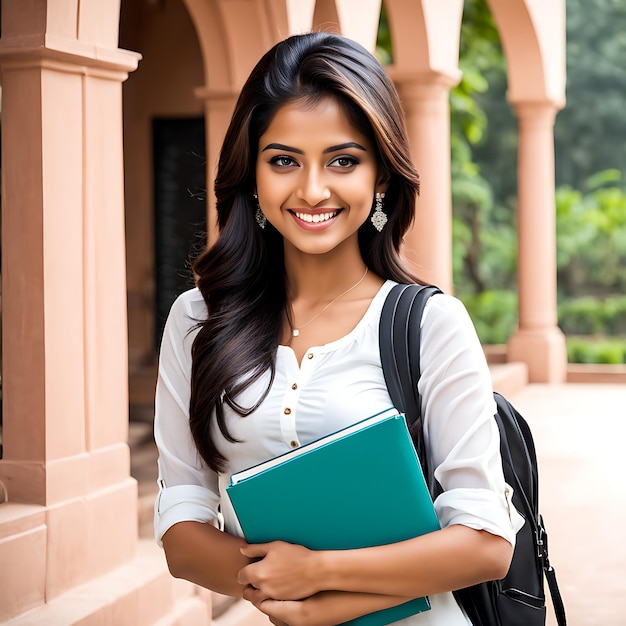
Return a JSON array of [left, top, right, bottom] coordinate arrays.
[[1, 539, 210, 626], [0, 475, 139, 621], [507, 327, 567, 383]]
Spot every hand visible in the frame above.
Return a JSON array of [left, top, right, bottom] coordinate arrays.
[[244, 589, 387, 626], [243, 587, 327, 626], [243, 585, 299, 625], [238, 541, 321, 601]]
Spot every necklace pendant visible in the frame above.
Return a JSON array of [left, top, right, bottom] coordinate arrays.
[[292, 329, 300, 337]]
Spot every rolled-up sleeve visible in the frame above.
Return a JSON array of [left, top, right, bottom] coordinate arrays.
[[419, 295, 524, 546], [153, 290, 221, 546]]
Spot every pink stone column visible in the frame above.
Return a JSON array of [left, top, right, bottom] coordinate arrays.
[[394, 74, 459, 293], [0, 32, 141, 621], [507, 102, 567, 382]]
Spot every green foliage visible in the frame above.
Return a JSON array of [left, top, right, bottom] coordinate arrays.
[[555, 0, 626, 187], [556, 171, 626, 297], [586, 168, 622, 190], [559, 295, 626, 336], [566, 337, 626, 365], [375, 4, 392, 65], [451, 0, 512, 295], [604, 296, 626, 335], [459, 290, 518, 344], [471, 0, 626, 214], [452, 0, 504, 150], [459, 288, 626, 361], [559, 297, 607, 335], [379, 0, 626, 354], [453, 0, 626, 306]]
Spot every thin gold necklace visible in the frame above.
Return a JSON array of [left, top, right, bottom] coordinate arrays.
[[291, 267, 369, 338]]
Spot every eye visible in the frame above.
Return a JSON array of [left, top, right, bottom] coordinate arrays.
[[329, 155, 358, 168], [269, 156, 298, 168]]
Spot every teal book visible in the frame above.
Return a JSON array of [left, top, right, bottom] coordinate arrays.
[[226, 408, 440, 626]]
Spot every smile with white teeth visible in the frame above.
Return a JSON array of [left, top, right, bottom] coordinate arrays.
[[293, 210, 338, 223]]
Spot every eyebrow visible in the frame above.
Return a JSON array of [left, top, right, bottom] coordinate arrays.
[[261, 141, 367, 154]]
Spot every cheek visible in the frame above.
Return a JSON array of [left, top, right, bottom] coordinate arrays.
[[344, 181, 376, 207], [258, 178, 291, 206], [256, 168, 279, 199], [344, 168, 378, 199]]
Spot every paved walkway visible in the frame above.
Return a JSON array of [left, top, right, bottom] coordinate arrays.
[[131, 382, 626, 625], [510, 383, 626, 626]]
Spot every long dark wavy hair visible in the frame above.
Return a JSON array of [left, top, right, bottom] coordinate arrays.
[[190, 31, 422, 472]]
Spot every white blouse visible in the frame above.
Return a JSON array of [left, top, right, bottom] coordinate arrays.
[[154, 280, 523, 625]]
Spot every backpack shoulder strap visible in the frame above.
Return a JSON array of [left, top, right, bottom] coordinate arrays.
[[379, 283, 442, 474]]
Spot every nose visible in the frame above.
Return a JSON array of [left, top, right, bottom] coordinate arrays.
[[296, 166, 331, 206]]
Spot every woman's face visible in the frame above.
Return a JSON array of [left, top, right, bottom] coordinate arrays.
[[255, 97, 386, 258]]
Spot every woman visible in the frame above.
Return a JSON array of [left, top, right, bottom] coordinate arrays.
[[154, 31, 523, 625]]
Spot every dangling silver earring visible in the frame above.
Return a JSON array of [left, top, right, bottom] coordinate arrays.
[[253, 193, 267, 230], [370, 192, 387, 232]]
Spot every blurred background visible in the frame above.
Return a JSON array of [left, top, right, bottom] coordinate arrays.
[[398, 0, 626, 364]]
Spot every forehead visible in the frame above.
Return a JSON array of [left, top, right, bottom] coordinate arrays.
[[260, 97, 371, 148]]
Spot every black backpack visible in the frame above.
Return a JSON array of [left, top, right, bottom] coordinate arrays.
[[379, 284, 566, 626]]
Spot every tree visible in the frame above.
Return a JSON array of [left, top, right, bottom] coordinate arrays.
[[450, 0, 515, 295], [473, 0, 626, 217], [556, 169, 626, 298], [380, 0, 626, 304], [555, 0, 626, 187]]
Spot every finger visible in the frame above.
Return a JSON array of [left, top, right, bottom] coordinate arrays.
[[236, 560, 259, 586], [257, 599, 299, 622], [240, 543, 270, 558], [243, 584, 275, 604], [236, 565, 246, 586], [242, 584, 261, 604]]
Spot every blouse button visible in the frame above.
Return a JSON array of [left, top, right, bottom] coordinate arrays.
[[307, 353, 314, 360], [284, 407, 292, 415], [290, 440, 299, 448], [292, 383, 298, 390]]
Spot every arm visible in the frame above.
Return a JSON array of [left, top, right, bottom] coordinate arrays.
[[245, 589, 415, 626], [162, 521, 250, 597], [316, 525, 511, 598], [242, 530, 510, 626], [154, 291, 249, 598], [239, 525, 511, 601]]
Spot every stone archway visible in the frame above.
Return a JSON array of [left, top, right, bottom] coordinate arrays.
[[380, 0, 566, 380], [384, 0, 465, 292], [487, 0, 567, 382]]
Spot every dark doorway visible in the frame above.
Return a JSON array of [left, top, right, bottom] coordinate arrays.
[[153, 117, 207, 348]]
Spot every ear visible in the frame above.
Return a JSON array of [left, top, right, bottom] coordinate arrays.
[[375, 175, 390, 196]]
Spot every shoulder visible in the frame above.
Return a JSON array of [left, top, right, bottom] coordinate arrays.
[[160, 287, 206, 353], [166, 287, 206, 328], [381, 284, 474, 329], [420, 291, 485, 364], [169, 286, 205, 315], [421, 292, 474, 328]]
